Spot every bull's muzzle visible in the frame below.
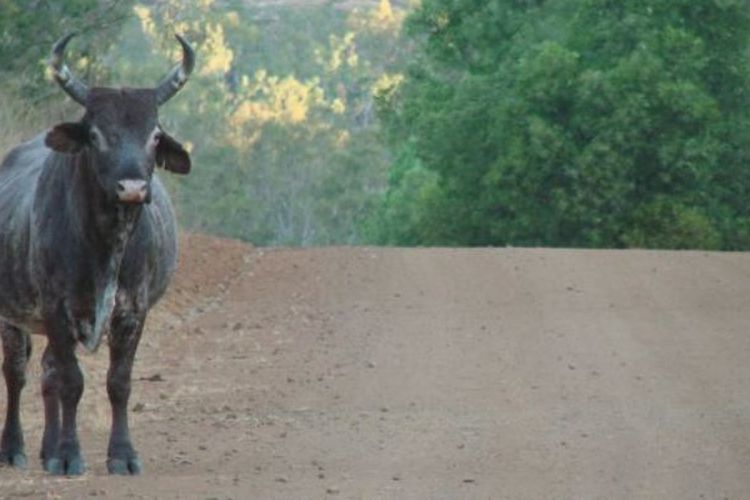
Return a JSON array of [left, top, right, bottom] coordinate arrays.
[[116, 179, 149, 204]]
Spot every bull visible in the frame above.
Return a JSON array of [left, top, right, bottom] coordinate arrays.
[[0, 33, 194, 475]]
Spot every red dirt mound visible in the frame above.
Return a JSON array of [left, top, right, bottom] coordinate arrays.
[[150, 232, 254, 328]]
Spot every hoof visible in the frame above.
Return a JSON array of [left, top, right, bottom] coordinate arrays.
[[107, 456, 142, 475], [0, 450, 27, 469], [44, 455, 86, 476]]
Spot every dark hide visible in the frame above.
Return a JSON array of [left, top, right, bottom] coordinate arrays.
[[0, 88, 186, 476]]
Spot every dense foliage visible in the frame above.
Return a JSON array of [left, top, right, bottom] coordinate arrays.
[[112, 0, 408, 245], [371, 0, 750, 249], [0, 0, 134, 99], [4, 0, 750, 249], [2, 0, 407, 246]]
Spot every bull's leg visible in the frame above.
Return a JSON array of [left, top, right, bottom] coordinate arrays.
[[40, 344, 60, 469], [0, 324, 30, 468], [43, 332, 85, 475], [106, 311, 144, 475]]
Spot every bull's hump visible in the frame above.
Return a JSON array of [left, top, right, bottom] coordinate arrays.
[[0, 134, 48, 170]]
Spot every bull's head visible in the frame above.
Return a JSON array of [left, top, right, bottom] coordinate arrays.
[[44, 33, 194, 205]]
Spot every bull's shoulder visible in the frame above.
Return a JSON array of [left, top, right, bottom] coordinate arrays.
[[120, 175, 178, 303], [133, 176, 177, 266], [125, 175, 177, 278]]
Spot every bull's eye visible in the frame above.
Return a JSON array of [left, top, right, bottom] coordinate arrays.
[[88, 126, 108, 151], [148, 128, 163, 150]]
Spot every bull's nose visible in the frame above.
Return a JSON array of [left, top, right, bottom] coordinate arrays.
[[116, 179, 148, 203]]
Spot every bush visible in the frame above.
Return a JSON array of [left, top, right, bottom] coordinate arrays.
[[622, 199, 721, 250]]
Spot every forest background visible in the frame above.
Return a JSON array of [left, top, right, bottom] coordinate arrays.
[[1, 0, 749, 250]]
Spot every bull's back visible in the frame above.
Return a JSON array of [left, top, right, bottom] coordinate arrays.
[[0, 135, 48, 325], [0, 135, 46, 221]]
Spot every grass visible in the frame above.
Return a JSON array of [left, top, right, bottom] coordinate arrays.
[[0, 91, 30, 155], [0, 90, 78, 157]]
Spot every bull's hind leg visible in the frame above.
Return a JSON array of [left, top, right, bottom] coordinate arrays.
[[0, 324, 31, 468], [106, 310, 145, 475]]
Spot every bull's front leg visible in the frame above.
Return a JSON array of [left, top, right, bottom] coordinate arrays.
[[43, 313, 85, 476], [106, 309, 145, 475], [0, 324, 31, 468], [40, 344, 60, 470]]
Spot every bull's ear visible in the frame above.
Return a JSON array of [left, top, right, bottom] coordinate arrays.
[[156, 131, 191, 174], [45, 122, 89, 153]]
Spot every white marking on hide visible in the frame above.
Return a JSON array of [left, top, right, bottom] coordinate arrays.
[[85, 277, 117, 352], [80, 216, 135, 353]]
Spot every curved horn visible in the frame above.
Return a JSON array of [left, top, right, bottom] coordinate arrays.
[[49, 33, 89, 106], [155, 34, 195, 106]]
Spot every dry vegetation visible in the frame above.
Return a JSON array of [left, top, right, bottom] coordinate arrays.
[[0, 92, 77, 157], [0, 92, 30, 154]]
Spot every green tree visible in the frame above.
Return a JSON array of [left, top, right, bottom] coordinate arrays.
[[105, 0, 400, 246], [373, 0, 750, 249], [0, 0, 134, 99]]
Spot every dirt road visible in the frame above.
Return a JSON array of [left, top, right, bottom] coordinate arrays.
[[1, 237, 750, 499]]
